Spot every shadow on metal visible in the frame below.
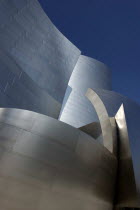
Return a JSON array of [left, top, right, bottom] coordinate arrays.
[[115, 104, 139, 208], [79, 121, 102, 139]]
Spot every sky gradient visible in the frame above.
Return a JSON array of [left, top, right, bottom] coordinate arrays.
[[39, 0, 140, 104]]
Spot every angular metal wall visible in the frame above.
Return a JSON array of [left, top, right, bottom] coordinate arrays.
[[0, 0, 81, 117], [115, 105, 138, 208], [59, 55, 111, 127], [85, 88, 140, 207], [0, 108, 117, 210], [69, 55, 112, 91]]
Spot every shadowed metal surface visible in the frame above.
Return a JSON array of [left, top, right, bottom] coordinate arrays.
[[115, 105, 138, 208], [85, 88, 113, 153], [0, 108, 117, 210], [110, 117, 118, 157], [79, 117, 118, 156], [59, 55, 111, 127], [0, 49, 61, 118], [0, 0, 81, 106], [85, 89, 140, 207], [77, 88, 140, 207], [79, 121, 102, 140]]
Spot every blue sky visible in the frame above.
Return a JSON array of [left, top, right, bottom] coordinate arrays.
[[39, 0, 140, 104]]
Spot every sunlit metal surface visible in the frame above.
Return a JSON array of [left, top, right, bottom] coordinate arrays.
[[0, 0, 81, 110], [85, 89, 140, 208], [0, 0, 139, 209], [68, 55, 112, 91], [0, 108, 117, 210], [0, 49, 61, 118], [77, 87, 140, 208], [59, 55, 111, 127], [85, 88, 114, 153]]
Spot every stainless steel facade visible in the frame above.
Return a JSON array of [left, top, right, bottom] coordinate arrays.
[[85, 88, 114, 154], [59, 55, 111, 127], [0, 49, 61, 118], [68, 55, 112, 91], [0, 0, 139, 210], [0, 0, 81, 117], [115, 105, 138, 208], [0, 108, 116, 210], [95, 89, 140, 208], [84, 88, 140, 208]]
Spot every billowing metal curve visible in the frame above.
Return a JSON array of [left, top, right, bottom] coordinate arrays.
[[0, 0, 82, 119]]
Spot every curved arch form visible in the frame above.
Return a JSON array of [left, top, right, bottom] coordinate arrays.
[[86, 88, 114, 153]]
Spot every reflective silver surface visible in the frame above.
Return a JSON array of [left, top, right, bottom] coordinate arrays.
[[0, 0, 139, 209], [60, 87, 99, 127], [85, 89, 140, 208], [86, 88, 114, 153], [68, 55, 112, 91], [115, 105, 139, 208], [0, 108, 117, 210], [0, 0, 81, 111], [0, 49, 61, 118], [59, 55, 111, 127], [110, 117, 118, 157]]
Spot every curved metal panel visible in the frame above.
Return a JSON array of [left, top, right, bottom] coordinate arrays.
[[82, 88, 140, 207], [0, 108, 117, 210], [59, 88, 99, 127], [0, 49, 60, 118], [59, 82, 140, 208], [0, 0, 81, 104], [59, 55, 111, 127], [85, 88, 113, 153], [69, 55, 112, 91]]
